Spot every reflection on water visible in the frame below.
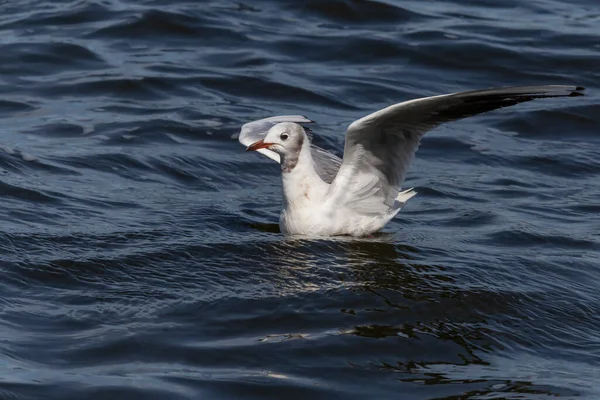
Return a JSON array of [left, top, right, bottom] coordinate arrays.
[[246, 233, 561, 397]]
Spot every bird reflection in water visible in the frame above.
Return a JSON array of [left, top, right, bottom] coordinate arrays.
[[248, 226, 546, 397]]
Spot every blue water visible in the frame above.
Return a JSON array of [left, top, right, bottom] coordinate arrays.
[[0, 1, 599, 399]]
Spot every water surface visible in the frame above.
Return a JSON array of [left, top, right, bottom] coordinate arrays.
[[0, 0, 599, 399]]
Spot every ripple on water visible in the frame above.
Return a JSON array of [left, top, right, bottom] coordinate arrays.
[[0, 0, 598, 399]]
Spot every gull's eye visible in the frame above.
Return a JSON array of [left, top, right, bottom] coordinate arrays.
[[280, 133, 289, 141]]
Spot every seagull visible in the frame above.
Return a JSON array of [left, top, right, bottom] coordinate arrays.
[[239, 85, 585, 237]]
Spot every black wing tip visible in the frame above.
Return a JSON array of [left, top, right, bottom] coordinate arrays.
[[532, 85, 585, 97], [570, 86, 586, 97], [298, 115, 316, 124]]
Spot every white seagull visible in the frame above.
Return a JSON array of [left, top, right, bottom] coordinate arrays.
[[239, 85, 585, 237]]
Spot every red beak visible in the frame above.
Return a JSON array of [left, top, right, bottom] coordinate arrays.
[[246, 139, 274, 152]]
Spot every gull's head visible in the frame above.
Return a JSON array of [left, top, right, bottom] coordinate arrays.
[[246, 122, 309, 173], [246, 122, 306, 157]]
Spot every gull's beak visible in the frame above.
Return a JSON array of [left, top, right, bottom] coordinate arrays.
[[246, 139, 274, 152]]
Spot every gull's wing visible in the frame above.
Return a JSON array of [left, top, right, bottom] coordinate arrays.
[[239, 115, 342, 183], [327, 85, 585, 215]]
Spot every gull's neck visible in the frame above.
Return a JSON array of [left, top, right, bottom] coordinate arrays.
[[280, 141, 328, 208]]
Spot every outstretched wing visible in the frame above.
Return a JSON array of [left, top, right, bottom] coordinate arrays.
[[327, 85, 585, 215], [238, 115, 342, 183]]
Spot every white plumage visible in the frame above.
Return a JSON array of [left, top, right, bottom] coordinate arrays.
[[239, 85, 585, 236]]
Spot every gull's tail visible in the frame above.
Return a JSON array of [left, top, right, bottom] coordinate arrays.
[[382, 188, 417, 223], [395, 188, 417, 207]]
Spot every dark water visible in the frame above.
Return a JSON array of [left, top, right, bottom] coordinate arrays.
[[0, 0, 599, 399]]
